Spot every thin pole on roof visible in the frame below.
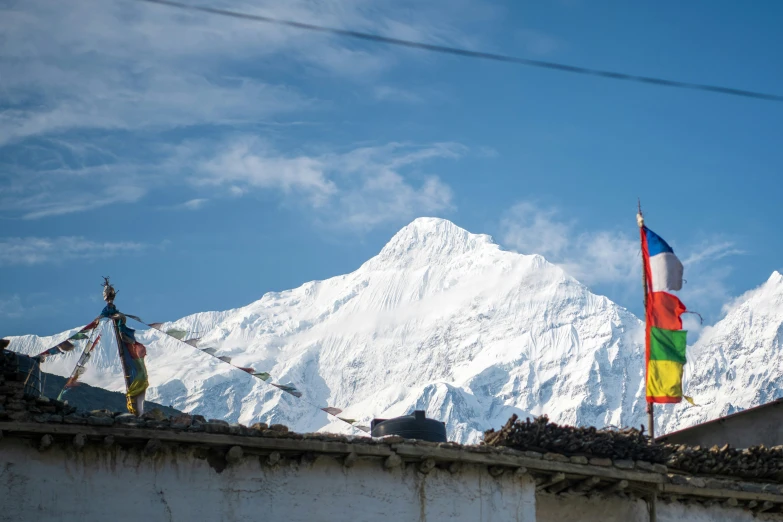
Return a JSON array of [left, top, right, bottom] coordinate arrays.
[[637, 200, 655, 441]]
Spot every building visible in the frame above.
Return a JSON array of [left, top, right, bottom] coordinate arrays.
[[2, 348, 783, 521], [658, 399, 783, 449]]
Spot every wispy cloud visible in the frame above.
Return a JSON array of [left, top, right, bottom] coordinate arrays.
[[0, 0, 478, 145], [199, 139, 338, 207], [177, 199, 209, 211], [196, 139, 462, 229], [0, 150, 150, 220], [0, 237, 147, 266], [0, 295, 25, 318], [0, 0, 487, 226], [500, 201, 637, 288], [500, 201, 745, 323], [683, 242, 745, 266]]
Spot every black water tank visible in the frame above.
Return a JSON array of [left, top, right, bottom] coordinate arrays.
[[371, 410, 447, 442]]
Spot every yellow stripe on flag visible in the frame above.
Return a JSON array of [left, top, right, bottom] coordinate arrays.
[[646, 359, 683, 400]]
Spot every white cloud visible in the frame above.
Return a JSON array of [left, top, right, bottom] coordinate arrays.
[[683, 241, 745, 266], [200, 139, 337, 207], [0, 153, 148, 220], [500, 201, 744, 324], [196, 139, 461, 228], [500, 202, 637, 287], [179, 199, 209, 211], [0, 0, 480, 144], [0, 237, 147, 266], [0, 0, 488, 224]]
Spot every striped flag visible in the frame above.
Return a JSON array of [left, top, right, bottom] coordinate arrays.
[[641, 225, 689, 404]]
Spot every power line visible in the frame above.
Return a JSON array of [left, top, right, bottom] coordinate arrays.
[[132, 0, 783, 103]]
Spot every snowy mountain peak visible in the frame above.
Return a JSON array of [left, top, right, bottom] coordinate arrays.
[[9, 217, 648, 442], [723, 270, 783, 321], [372, 218, 496, 268], [18, 220, 783, 444]]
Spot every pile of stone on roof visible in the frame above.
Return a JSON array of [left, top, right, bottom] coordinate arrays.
[[667, 443, 783, 483], [0, 349, 80, 422], [484, 414, 672, 464]]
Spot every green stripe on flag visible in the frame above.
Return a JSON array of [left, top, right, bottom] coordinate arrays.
[[650, 327, 687, 364]]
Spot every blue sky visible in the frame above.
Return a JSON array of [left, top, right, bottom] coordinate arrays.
[[1, 0, 781, 337]]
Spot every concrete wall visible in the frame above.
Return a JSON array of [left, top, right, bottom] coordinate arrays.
[[3, 438, 780, 522], [0, 438, 536, 522], [660, 401, 783, 448], [537, 491, 776, 522], [537, 493, 648, 521]]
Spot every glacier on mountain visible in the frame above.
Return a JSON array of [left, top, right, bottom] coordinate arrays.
[[8, 218, 782, 444]]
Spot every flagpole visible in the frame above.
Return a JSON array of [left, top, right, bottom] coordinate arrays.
[[637, 200, 654, 441]]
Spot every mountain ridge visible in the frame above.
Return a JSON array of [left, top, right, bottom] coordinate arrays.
[[7, 218, 782, 443]]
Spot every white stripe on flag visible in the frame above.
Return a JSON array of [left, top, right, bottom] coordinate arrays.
[[649, 252, 683, 292]]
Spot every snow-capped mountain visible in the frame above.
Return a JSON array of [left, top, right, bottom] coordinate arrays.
[[659, 271, 783, 434], [8, 218, 648, 443]]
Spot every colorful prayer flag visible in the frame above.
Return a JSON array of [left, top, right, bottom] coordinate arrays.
[[649, 291, 686, 330], [321, 407, 343, 416], [272, 383, 302, 398], [643, 226, 683, 292], [38, 339, 76, 358], [166, 328, 187, 340], [641, 224, 689, 404]]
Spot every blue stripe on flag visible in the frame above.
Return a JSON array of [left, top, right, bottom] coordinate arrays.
[[645, 227, 675, 257]]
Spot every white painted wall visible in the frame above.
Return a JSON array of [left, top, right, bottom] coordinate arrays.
[[659, 499, 775, 522], [0, 439, 535, 522], [538, 491, 780, 522], [537, 493, 649, 522], [3, 439, 780, 522]]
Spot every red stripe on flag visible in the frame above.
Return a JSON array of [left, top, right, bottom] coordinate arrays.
[[647, 396, 682, 404], [649, 292, 686, 330]]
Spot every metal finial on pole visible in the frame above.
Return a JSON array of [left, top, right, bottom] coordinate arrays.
[[102, 276, 117, 304], [637, 198, 645, 228]]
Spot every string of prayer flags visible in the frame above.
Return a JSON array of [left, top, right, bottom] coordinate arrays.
[[271, 382, 302, 398], [61, 334, 102, 395], [37, 340, 76, 358], [123, 313, 368, 435]]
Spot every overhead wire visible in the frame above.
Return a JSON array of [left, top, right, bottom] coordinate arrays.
[[130, 0, 783, 103]]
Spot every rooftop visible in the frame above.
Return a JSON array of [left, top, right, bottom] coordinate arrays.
[[2, 347, 783, 514]]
